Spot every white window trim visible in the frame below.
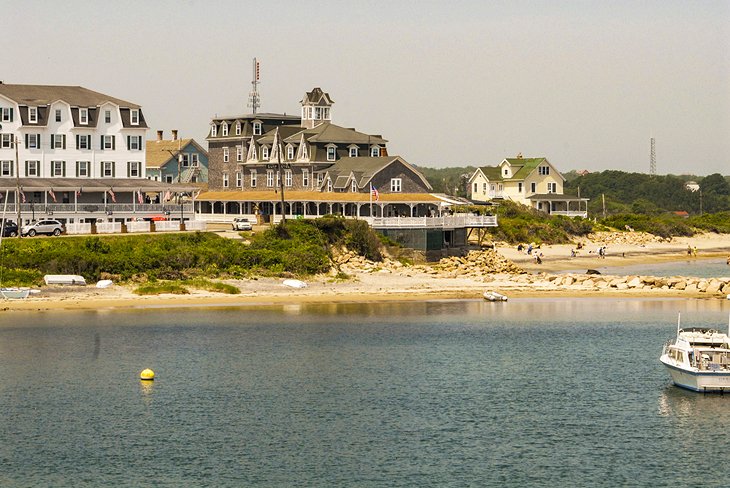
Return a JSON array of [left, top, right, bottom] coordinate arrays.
[[223, 147, 229, 163], [285, 170, 292, 187], [235, 122, 241, 135], [370, 146, 380, 157], [286, 145, 294, 160], [77, 161, 90, 177], [26, 160, 40, 177], [55, 109, 62, 122], [1, 108, 11, 122], [236, 145, 243, 162], [266, 170, 274, 187], [221, 123, 228, 136], [130, 109, 139, 125], [302, 169, 309, 187], [253, 122, 262, 136], [105, 110, 111, 124], [79, 108, 88, 125], [349, 146, 359, 157], [28, 106, 38, 124], [103, 135, 114, 150], [262, 146, 269, 161], [191, 153, 199, 167], [250, 169, 257, 188], [326, 145, 336, 161], [129, 161, 141, 177], [211, 124, 217, 137], [1, 160, 12, 176], [390, 178, 402, 192], [103, 161, 114, 177], [51, 160, 64, 177], [236, 171, 242, 188], [222, 172, 229, 188], [0, 134, 12, 149]]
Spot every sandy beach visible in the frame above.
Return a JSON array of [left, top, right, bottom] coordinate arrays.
[[2, 232, 729, 312]]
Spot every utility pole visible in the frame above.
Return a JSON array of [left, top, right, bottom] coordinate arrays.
[[602, 193, 606, 219], [272, 128, 286, 223], [14, 136, 21, 232], [649, 137, 656, 176]]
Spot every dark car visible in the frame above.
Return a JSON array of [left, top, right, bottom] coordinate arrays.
[[0, 219, 18, 237], [21, 219, 65, 237]]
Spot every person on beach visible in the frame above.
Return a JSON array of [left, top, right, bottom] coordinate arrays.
[[687, 245, 692, 256], [692, 246, 698, 257]]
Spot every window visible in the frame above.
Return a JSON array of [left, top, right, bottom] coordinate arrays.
[[253, 122, 262, 135], [530, 182, 536, 193], [51, 160, 65, 177], [76, 161, 90, 177], [79, 108, 88, 125], [26, 160, 39, 177], [1, 160, 12, 176], [181, 153, 190, 167], [1, 107, 13, 122], [250, 169, 257, 188], [105, 110, 111, 123], [52, 134, 66, 149], [127, 135, 141, 150], [285, 170, 292, 187], [1, 134, 13, 148], [221, 123, 228, 136], [235, 122, 241, 135], [317, 173, 323, 187], [276, 171, 280, 187], [128, 161, 141, 177], [326, 145, 336, 161], [211, 124, 217, 137], [26, 134, 40, 149], [547, 182, 557, 193], [102, 135, 115, 150], [191, 153, 199, 167], [236, 145, 243, 162], [539, 166, 550, 175], [351, 180, 357, 192], [55, 109, 62, 122], [370, 146, 380, 157], [518, 182, 523, 193], [222, 172, 229, 188], [473, 183, 478, 193], [28, 107, 38, 123], [236, 172, 242, 188], [130, 109, 139, 125], [349, 146, 358, 157], [326, 179, 333, 192], [286, 145, 294, 160], [302, 169, 309, 187], [314, 107, 322, 120], [390, 178, 402, 192], [504, 168, 508, 176], [165, 175, 173, 183], [266, 170, 274, 187], [102, 161, 115, 177], [76, 134, 91, 150], [262, 146, 269, 160], [223, 147, 229, 163]]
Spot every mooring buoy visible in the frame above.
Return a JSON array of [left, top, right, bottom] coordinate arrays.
[[140, 368, 155, 381]]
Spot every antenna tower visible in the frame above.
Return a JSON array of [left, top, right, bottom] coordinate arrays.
[[247, 57, 261, 114], [649, 137, 656, 176]]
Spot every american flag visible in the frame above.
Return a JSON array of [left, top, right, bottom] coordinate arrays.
[[49, 189, 57, 202], [137, 191, 144, 204], [370, 184, 379, 201], [108, 189, 116, 203]]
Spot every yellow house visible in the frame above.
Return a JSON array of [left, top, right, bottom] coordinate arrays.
[[468, 156, 588, 217]]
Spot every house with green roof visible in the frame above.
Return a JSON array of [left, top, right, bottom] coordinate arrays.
[[468, 155, 588, 217]]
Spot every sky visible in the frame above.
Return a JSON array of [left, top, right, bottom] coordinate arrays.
[[3, 0, 729, 175]]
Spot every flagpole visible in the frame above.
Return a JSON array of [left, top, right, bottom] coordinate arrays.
[[14, 136, 21, 232], [369, 183, 372, 219]]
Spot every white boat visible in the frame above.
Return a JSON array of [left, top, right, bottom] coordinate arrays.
[[660, 314, 730, 392], [44, 274, 87, 286], [483, 291, 508, 302], [0, 288, 30, 299], [282, 279, 307, 289]]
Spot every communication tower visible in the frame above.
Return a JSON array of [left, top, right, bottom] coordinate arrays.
[[247, 57, 261, 114], [649, 137, 656, 176]]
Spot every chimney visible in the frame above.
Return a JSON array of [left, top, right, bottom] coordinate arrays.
[[172, 129, 178, 141], [156, 130, 163, 141]]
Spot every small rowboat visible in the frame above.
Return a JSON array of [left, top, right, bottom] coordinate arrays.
[[483, 291, 508, 302]]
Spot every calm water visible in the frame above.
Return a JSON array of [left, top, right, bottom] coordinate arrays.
[[561, 257, 730, 278], [2, 299, 730, 487]]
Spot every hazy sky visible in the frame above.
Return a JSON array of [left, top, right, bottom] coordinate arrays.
[[4, 0, 729, 175]]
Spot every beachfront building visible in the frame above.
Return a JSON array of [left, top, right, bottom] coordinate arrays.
[[0, 83, 198, 229], [468, 155, 588, 217], [200, 87, 441, 221], [146, 130, 209, 183]]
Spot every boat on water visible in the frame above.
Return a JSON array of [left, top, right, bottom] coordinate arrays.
[[660, 314, 730, 392], [483, 291, 508, 302]]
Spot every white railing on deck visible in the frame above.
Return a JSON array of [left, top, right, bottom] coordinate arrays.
[[96, 222, 122, 234], [551, 211, 588, 218], [154, 221, 181, 232], [367, 215, 498, 229], [126, 221, 151, 233], [184, 220, 207, 231], [66, 223, 92, 235]]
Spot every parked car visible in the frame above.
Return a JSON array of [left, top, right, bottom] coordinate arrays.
[[232, 217, 252, 231], [21, 219, 65, 237], [0, 219, 18, 237]]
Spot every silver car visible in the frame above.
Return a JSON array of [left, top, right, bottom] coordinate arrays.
[[21, 219, 65, 237]]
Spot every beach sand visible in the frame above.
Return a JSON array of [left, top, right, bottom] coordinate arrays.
[[2, 233, 729, 312]]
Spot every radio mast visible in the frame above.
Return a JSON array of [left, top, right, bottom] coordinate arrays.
[[247, 57, 261, 114], [649, 137, 656, 176]]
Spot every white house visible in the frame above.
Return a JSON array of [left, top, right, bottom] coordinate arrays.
[[468, 155, 588, 217]]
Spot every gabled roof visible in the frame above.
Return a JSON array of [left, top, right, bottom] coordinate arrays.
[[146, 139, 208, 169], [320, 156, 432, 191], [300, 87, 333, 106], [284, 122, 387, 145], [0, 83, 140, 108], [503, 157, 547, 180], [256, 125, 308, 145]]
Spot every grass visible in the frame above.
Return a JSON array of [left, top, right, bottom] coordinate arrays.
[[133, 278, 241, 296]]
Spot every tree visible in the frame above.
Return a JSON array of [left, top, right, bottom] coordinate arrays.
[[700, 173, 730, 196]]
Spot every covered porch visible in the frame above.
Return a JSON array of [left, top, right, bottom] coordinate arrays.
[[528, 193, 590, 218]]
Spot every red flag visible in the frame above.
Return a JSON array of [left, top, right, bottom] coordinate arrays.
[[108, 189, 116, 203], [49, 189, 57, 202]]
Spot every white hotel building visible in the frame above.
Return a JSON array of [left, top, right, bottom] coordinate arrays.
[[0, 83, 196, 228]]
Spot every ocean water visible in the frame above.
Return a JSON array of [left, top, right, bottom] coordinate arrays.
[[1, 299, 730, 487], [560, 257, 730, 278]]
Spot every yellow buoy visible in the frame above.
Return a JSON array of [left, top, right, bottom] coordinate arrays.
[[140, 368, 155, 381]]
